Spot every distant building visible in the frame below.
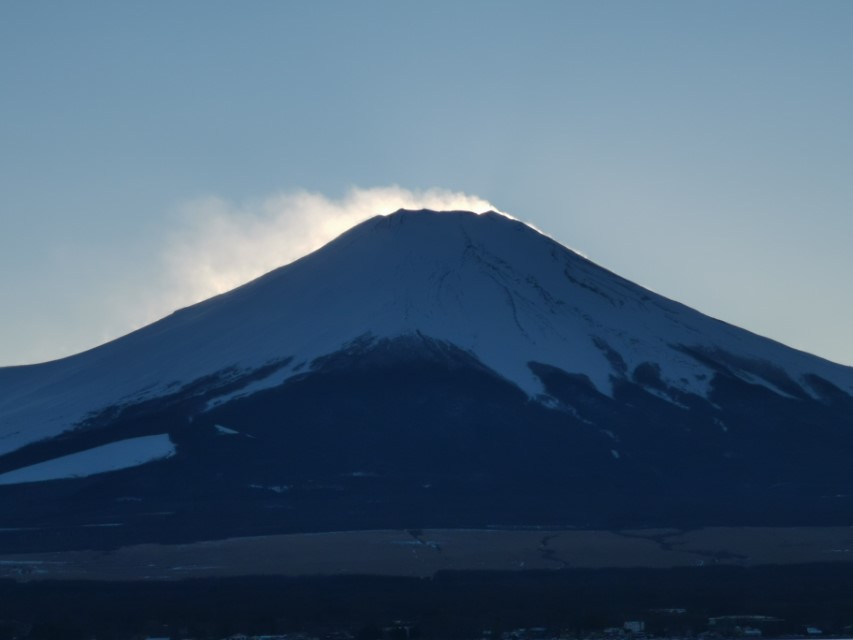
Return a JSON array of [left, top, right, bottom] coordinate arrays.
[[624, 621, 645, 634]]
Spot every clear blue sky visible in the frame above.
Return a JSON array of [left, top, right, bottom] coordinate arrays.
[[2, 0, 852, 367]]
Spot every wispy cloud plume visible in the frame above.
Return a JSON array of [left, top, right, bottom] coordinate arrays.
[[163, 185, 497, 307], [2, 186, 498, 366]]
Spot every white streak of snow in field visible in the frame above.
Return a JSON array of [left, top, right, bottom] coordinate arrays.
[[0, 435, 175, 485], [213, 424, 240, 435], [248, 484, 291, 493]]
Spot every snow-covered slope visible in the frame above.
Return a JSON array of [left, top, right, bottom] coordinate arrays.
[[1, 209, 852, 458]]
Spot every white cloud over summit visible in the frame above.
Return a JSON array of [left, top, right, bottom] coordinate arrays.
[[164, 186, 498, 305]]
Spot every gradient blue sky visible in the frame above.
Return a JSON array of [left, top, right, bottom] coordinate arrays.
[[2, 0, 852, 367]]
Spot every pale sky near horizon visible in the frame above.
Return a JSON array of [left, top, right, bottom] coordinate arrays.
[[1, 1, 852, 367]]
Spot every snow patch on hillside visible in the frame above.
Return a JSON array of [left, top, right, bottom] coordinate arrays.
[[0, 435, 175, 485]]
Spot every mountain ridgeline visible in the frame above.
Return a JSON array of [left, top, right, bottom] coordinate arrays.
[[1, 209, 852, 553]]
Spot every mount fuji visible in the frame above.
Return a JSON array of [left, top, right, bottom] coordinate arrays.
[[1, 209, 852, 554]]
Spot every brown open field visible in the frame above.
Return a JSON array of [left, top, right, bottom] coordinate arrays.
[[2, 526, 853, 581]]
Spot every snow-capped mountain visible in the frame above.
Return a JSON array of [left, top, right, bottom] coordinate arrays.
[[1, 209, 852, 552]]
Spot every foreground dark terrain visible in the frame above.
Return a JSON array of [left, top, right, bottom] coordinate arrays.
[[3, 564, 853, 639]]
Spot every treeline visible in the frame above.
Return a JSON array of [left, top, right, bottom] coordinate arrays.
[[2, 563, 853, 639]]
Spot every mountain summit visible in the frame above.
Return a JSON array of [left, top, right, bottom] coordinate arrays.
[[1, 209, 852, 552]]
